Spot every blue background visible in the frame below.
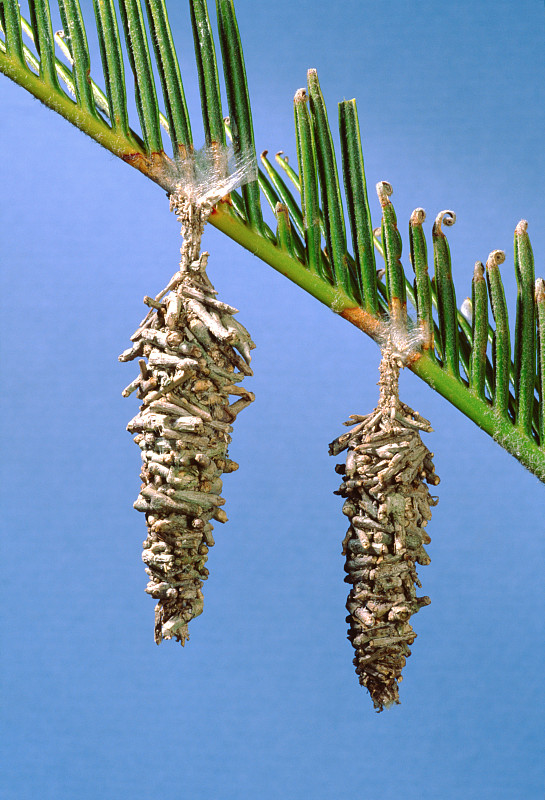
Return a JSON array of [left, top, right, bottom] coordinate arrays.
[[1, 1, 544, 798]]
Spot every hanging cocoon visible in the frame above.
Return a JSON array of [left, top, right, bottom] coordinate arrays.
[[120, 192, 255, 645], [330, 348, 439, 711]]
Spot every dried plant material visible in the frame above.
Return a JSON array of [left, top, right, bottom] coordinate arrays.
[[121, 190, 254, 646], [330, 342, 439, 711]]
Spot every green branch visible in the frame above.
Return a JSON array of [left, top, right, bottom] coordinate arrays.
[[412, 355, 545, 482]]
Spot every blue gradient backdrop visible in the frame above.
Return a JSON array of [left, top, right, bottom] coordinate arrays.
[[1, 1, 544, 798]]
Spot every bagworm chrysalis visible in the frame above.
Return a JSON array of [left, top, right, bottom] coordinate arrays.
[[330, 343, 439, 711], [121, 193, 254, 645]]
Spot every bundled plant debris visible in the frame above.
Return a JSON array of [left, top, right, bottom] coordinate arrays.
[[120, 159, 255, 645], [330, 337, 440, 711]]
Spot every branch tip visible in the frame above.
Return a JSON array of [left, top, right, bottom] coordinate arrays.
[[433, 209, 456, 235], [410, 208, 426, 226], [473, 261, 485, 280], [486, 249, 506, 270], [376, 181, 393, 207]]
